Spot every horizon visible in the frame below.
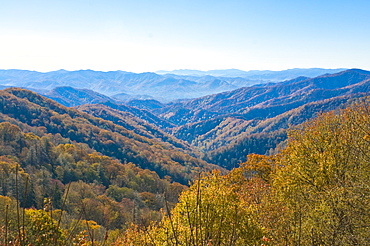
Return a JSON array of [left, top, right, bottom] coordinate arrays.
[[1, 0, 369, 73], [0, 67, 353, 74]]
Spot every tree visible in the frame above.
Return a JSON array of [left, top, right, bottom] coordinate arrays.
[[273, 103, 370, 245], [120, 170, 264, 245], [23, 209, 66, 245]]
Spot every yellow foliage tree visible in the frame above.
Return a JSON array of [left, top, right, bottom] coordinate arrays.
[[117, 170, 264, 245], [273, 103, 370, 245]]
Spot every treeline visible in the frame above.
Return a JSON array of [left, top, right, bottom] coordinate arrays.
[[118, 100, 370, 245]]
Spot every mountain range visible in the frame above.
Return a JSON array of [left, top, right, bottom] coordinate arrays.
[[0, 68, 346, 101], [0, 67, 369, 244], [156, 68, 345, 80], [0, 68, 369, 171]]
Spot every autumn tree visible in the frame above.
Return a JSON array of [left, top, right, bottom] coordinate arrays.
[[273, 102, 370, 245], [118, 170, 264, 245]]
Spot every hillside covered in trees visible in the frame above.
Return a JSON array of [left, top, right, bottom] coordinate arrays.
[[4, 69, 367, 169], [115, 99, 370, 245], [77, 69, 370, 168], [0, 69, 370, 245], [0, 88, 218, 184], [1, 93, 369, 245], [0, 88, 205, 244]]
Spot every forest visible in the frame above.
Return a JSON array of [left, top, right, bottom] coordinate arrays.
[[0, 87, 369, 245], [114, 99, 370, 245]]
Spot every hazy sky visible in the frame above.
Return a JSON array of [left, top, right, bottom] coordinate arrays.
[[1, 0, 369, 72]]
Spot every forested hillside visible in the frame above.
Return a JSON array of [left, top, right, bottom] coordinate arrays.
[[203, 95, 359, 168], [115, 99, 370, 245], [0, 88, 218, 184], [1, 94, 368, 245], [33, 69, 370, 168], [154, 69, 370, 124], [76, 103, 193, 154], [0, 121, 188, 244], [152, 69, 370, 167], [44, 86, 118, 107], [0, 88, 218, 245]]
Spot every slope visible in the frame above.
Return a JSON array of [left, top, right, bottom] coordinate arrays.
[[76, 103, 195, 154], [161, 69, 370, 168], [204, 95, 359, 169], [41, 86, 174, 129], [158, 69, 370, 125], [0, 88, 218, 184], [44, 86, 118, 107]]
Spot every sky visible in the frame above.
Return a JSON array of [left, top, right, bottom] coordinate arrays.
[[0, 0, 369, 73]]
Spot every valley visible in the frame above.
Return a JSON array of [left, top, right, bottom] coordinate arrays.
[[1, 68, 369, 168], [0, 68, 369, 244]]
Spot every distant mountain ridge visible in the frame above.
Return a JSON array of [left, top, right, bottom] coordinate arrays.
[[154, 69, 370, 125], [156, 68, 346, 80], [0, 68, 346, 101], [44, 86, 118, 107], [37, 86, 174, 129]]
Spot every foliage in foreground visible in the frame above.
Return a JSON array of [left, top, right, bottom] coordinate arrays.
[[116, 100, 370, 245]]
